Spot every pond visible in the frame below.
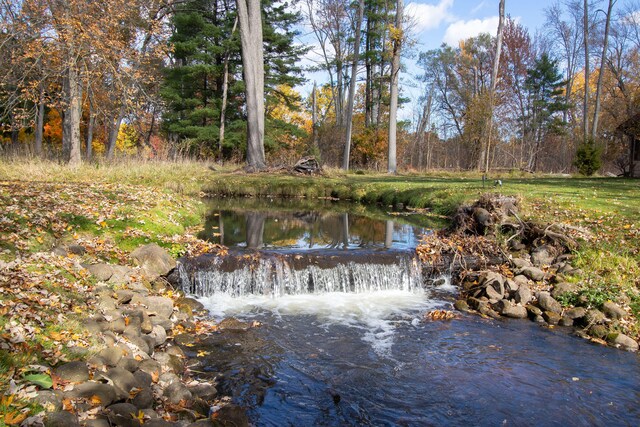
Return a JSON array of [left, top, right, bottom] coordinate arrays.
[[177, 198, 640, 426]]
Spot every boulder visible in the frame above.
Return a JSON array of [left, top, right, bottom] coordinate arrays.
[[537, 292, 562, 314], [138, 359, 162, 379], [559, 317, 574, 327], [148, 324, 168, 347], [530, 244, 557, 266], [496, 299, 527, 319], [589, 324, 608, 338], [108, 265, 135, 286], [85, 264, 114, 282], [551, 282, 578, 299], [511, 258, 532, 269], [512, 275, 530, 287], [66, 382, 117, 407], [454, 300, 471, 313], [484, 285, 503, 303], [514, 284, 532, 305], [34, 390, 64, 412], [565, 307, 587, 320], [178, 297, 205, 313], [218, 318, 251, 332], [54, 361, 89, 383], [543, 311, 561, 325], [603, 301, 626, 320], [100, 368, 138, 399], [472, 207, 492, 234], [211, 405, 249, 427], [608, 333, 639, 352], [106, 402, 140, 427], [133, 370, 153, 389], [44, 411, 80, 427], [142, 296, 174, 319], [584, 309, 606, 325], [132, 389, 155, 410], [189, 384, 218, 401], [131, 244, 176, 279], [164, 381, 193, 405], [519, 266, 547, 282], [115, 290, 134, 305]]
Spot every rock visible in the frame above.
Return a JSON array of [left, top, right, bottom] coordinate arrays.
[[509, 240, 526, 251], [108, 265, 135, 286], [67, 244, 86, 255], [512, 275, 530, 287], [66, 382, 117, 407], [115, 290, 134, 305], [514, 284, 532, 305], [480, 271, 505, 295], [189, 384, 218, 401], [511, 258, 532, 269], [551, 282, 577, 299], [565, 307, 587, 320], [144, 420, 176, 427], [485, 285, 503, 303], [83, 419, 110, 427], [126, 335, 151, 356], [526, 304, 543, 317], [478, 304, 501, 320], [96, 296, 117, 312], [589, 324, 608, 338], [164, 381, 193, 405], [211, 405, 249, 427], [148, 325, 168, 347], [95, 347, 124, 367], [151, 317, 174, 331], [154, 352, 184, 374], [608, 333, 639, 352], [110, 318, 127, 334], [138, 359, 162, 379], [44, 411, 80, 427], [218, 318, 250, 332], [158, 372, 181, 388], [117, 357, 140, 372], [530, 244, 557, 266], [34, 390, 64, 412], [584, 309, 606, 325], [533, 315, 546, 324], [519, 266, 547, 282], [603, 301, 626, 320], [101, 368, 138, 399], [133, 370, 153, 389], [472, 207, 492, 234], [556, 262, 575, 275], [131, 244, 176, 279], [497, 299, 528, 319], [142, 296, 174, 319], [467, 297, 488, 311], [132, 389, 155, 409], [165, 346, 185, 358], [178, 297, 205, 313], [543, 311, 561, 325], [86, 264, 114, 281], [106, 402, 140, 427], [174, 334, 196, 346], [559, 317, 574, 327], [188, 420, 216, 427], [505, 279, 519, 293], [54, 361, 89, 382], [454, 300, 470, 312], [537, 292, 562, 314]]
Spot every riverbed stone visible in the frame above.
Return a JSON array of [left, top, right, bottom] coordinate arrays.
[[559, 316, 574, 327], [189, 384, 218, 401], [514, 284, 532, 305], [505, 279, 519, 293], [158, 372, 181, 388], [138, 359, 162, 379], [537, 292, 562, 314], [512, 275, 530, 288], [101, 368, 138, 399], [603, 301, 626, 320], [131, 244, 176, 279], [543, 311, 561, 325], [115, 290, 135, 305], [211, 405, 249, 427], [584, 309, 606, 325], [497, 299, 528, 319], [511, 258, 532, 269], [608, 333, 639, 352], [526, 304, 542, 317], [106, 402, 140, 427], [117, 357, 140, 373], [154, 352, 184, 373], [565, 307, 587, 320], [166, 346, 186, 358], [551, 282, 578, 299], [54, 361, 89, 382], [148, 324, 168, 347], [131, 388, 155, 409], [485, 285, 503, 303], [218, 317, 251, 332], [519, 266, 547, 282], [142, 296, 174, 319], [145, 420, 176, 427], [34, 390, 64, 412], [151, 317, 174, 331], [67, 382, 117, 407], [164, 381, 193, 405], [454, 299, 471, 312], [133, 369, 153, 389], [480, 271, 505, 295], [589, 324, 608, 338], [44, 411, 80, 427]]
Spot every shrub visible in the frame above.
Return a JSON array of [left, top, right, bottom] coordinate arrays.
[[574, 139, 602, 176]]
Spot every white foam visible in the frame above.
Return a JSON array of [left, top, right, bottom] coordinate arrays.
[[199, 289, 444, 357]]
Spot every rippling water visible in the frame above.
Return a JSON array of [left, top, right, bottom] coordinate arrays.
[[193, 289, 640, 427]]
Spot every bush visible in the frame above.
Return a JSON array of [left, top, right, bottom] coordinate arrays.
[[574, 140, 602, 176]]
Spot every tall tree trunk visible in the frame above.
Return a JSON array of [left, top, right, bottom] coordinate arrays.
[[342, 0, 365, 171], [583, 0, 590, 141], [387, 0, 403, 174], [219, 16, 238, 163], [86, 99, 95, 161], [479, 0, 505, 172], [311, 81, 319, 153], [106, 106, 125, 160], [237, 0, 266, 170], [62, 64, 82, 167], [591, 0, 615, 140], [34, 89, 45, 157]]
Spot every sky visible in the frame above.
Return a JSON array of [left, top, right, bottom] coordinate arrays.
[[296, 0, 560, 122]]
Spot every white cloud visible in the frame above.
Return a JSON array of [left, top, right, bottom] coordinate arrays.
[[442, 16, 499, 46], [406, 0, 454, 33]]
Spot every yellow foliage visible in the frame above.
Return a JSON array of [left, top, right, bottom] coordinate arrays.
[[116, 123, 140, 154]]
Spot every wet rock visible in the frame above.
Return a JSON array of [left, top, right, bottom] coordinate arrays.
[[54, 361, 89, 382], [211, 405, 249, 427], [533, 315, 546, 324], [177, 297, 204, 313], [34, 390, 64, 412], [188, 420, 216, 427], [44, 411, 80, 427], [189, 384, 218, 401], [519, 266, 547, 282], [603, 301, 626, 320], [454, 300, 470, 313], [608, 333, 639, 352], [174, 334, 196, 346], [218, 318, 250, 332], [497, 299, 527, 319], [478, 304, 501, 320], [149, 325, 168, 347], [67, 382, 117, 407], [559, 317, 574, 327], [589, 324, 608, 338], [467, 297, 488, 312], [551, 282, 578, 299], [565, 307, 587, 320], [531, 244, 557, 267], [543, 311, 561, 325], [131, 388, 155, 409], [164, 381, 193, 405], [86, 264, 114, 281], [514, 284, 532, 305], [537, 292, 562, 314], [131, 244, 176, 279]]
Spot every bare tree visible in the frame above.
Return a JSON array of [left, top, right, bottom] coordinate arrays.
[[387, 0, 403, 174], [592, 0, 616, 139]]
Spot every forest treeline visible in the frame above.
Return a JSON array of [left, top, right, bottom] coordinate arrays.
[[0, 0, 638, 174]]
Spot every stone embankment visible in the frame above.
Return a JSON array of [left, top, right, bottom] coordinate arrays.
[[447, 195, 639, 353], [33, 243, 247, 427]]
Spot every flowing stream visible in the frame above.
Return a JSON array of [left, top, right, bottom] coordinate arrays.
[[178, 201, 640, 426]]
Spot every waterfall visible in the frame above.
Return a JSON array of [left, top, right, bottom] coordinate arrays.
[[178, 252, 424, 298]]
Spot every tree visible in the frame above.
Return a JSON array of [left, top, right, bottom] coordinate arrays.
[[342, 0, 364, 170], [387, 0, 403, 174], [592, 0, 616, 139]]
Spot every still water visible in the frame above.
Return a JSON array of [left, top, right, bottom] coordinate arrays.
[[182, 200, 640, 426]]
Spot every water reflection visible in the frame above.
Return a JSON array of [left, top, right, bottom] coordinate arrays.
[[199, 200, 432, 251]]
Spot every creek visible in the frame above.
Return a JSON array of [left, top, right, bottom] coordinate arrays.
[[177, 199, 640, 426]]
